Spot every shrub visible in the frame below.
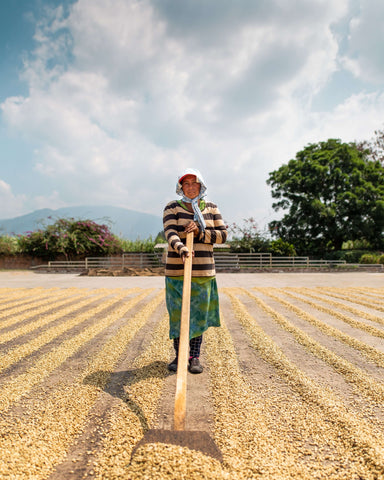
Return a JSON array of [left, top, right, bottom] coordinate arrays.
[[379, 254, 384, 265], [228, 218, 270, 253], [325, 250, 377, 263], [0, 236, 20, 256], [359, 253, 379, 264], [269, 239, 296, 257], [119, 237, 156, 252], [17, 218, 123, 260]]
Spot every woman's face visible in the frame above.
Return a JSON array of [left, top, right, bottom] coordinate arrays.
[[181, 174, 201, 199]]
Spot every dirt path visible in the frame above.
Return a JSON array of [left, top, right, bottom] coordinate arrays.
[[1, 273, 384, 478]]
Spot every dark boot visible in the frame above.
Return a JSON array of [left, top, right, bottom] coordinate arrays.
[[167, 357, 178, 372], [188, 357, 203, 374]]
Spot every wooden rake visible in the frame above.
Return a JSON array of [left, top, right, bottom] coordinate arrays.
[[132, 232, 222, 461]]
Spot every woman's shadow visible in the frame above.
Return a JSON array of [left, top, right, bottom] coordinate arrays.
[[83, 361, 172, 432]]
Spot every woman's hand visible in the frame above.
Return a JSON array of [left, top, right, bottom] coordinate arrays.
[[184, 221, 199, 235], [181, 248, 195, 263]]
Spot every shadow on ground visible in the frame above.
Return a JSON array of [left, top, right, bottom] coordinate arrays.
[[83, 361, 170, 431]]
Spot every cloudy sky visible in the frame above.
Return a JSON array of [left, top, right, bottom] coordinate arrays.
[[1, 0, 384, 229]]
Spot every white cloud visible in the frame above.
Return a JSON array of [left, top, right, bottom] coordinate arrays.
[[1, 0, 384, 227], [32, 190, 67, 211], [343, 0, 384, 83], [0, 180, 26, 219], [312, 91, 384, 143]]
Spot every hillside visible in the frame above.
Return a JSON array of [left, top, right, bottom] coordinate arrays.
[[0, 206, 163, 240]]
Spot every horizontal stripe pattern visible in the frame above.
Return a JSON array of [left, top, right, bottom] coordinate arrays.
[[163, 200, 227, 276]]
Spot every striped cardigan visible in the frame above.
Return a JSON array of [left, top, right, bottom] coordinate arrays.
[[163, 199, 228, 277]]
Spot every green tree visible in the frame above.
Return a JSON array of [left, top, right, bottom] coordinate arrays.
[[267, 139, 384, 255], [357, 126, 384, 165]]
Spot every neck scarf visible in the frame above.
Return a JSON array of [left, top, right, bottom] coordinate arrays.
[[181, 193, 206, 232]]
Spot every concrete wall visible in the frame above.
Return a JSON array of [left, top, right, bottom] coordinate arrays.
[[0, 256, 45, 269]]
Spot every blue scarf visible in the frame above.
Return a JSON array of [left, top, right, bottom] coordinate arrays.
[[181, 193, 206, 232]]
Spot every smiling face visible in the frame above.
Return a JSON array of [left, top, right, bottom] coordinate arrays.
[[181, 174, 201, 199]]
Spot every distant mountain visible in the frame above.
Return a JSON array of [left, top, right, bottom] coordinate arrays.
[[0, 206, 163, 240]]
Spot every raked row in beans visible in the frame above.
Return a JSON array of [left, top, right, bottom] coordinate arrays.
[[1, 286, 384, 479]]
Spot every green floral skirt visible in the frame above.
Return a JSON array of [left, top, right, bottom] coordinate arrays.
[[165, 276, 221, 340]]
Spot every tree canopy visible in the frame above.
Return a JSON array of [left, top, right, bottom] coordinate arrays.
[[357, 126, 384, 165], [267, 139, 384, 255]]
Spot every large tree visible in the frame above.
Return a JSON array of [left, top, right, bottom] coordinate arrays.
[[357, 126, 384, 165], [267, 139, 384, 255]]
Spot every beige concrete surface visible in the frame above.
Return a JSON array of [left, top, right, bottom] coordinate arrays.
[[0, 270, 383, 288]]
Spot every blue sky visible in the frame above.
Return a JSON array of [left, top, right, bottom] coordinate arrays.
[[1, 0, 384, 228]]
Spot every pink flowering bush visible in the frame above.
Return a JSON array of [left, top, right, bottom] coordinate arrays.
[[17, 218, 123, 260], [0, 236, 20, 256], [228, 217, 270, 253], [228, 217, 296, 255]]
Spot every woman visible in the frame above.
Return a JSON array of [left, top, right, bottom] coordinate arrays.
[[163, 168, 227, 374]]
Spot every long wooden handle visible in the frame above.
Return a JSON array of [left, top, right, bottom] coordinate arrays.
[[174, 232, 194, 431]]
